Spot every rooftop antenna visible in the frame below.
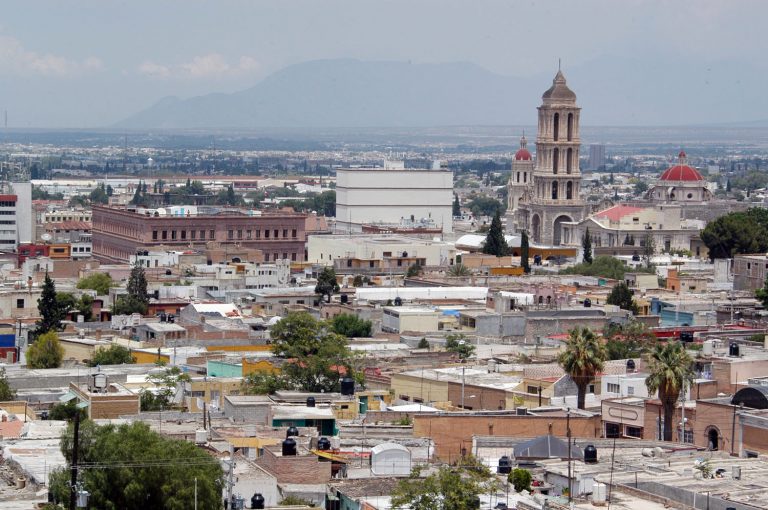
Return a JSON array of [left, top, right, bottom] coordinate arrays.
[[123, 133, 128, 172], [558, 58, 561, 71]]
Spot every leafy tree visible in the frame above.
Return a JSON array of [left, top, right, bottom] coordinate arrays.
[[36, 272, 66, 335], [216, 184, 241, 206], [315, 267, 339, 303], [406, 263, 423, 278], [645, 342, 694, 441], [482, 210, 509, 257], [452, 193, 461, 217], [417, 338, 430, 349], [49, 421, 223, 510], [26, 331, 64, 369], [0, 368, 16, 401], [270, 312, 358, 392], [445, 333, 475, 361], [756, 275, 768, 308], [642, 232, 655, 268], [76, 294, 94, 322], [89, 183, 109, 205], [391, 461, 497, 510], [241, 370, 289, 395], [48, 400, 86, 422], [448, 263, 471, 277], [509, 467, 532, 492], [106, 184, 113, 196], [77, 273, 116, 295], [279, 495, 317, 507], [139, 366, 189, 411], [561, 255, 650, 280], [88, 344, 135, 367], [606, 281, 639, 314], [603, 322, 656, 360], [701, 208, 768, 261], [466, 195, 504, 217], [633, 180, 649, 197], [521, 230, 530, 274], [558, 327, 606, 409], [331, 313, 372, 337], [582, 227, 593, 264]]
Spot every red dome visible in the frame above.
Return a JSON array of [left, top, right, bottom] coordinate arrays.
[[660, 164, 703, 182], [514, 148, 532, 161]]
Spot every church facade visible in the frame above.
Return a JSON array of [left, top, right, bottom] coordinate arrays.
[[514, 70, 589, 246]]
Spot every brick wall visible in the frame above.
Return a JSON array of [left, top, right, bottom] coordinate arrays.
[[412, 413, 601, 460], [692, 400, 738, 453], [256, 447, 331, 484]]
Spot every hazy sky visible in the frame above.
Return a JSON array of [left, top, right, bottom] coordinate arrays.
[[1, 0, 766, 127]]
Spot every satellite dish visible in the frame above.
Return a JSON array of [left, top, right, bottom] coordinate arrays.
[[41, 234, 52, 242]]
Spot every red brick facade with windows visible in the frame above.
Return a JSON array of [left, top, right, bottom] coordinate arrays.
[[91, 205, 306, 263]]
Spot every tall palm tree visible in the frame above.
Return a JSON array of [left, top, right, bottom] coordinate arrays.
[[645, 341, 694, 441], [558, 327, 606, 410]]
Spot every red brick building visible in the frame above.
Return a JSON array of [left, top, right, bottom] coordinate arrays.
[[92, 205, 307, 263]]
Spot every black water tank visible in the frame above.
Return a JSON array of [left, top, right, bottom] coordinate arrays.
[[340, 294, 349, 304], [282, 437, 297, 456], [626, 359, 636, 372], [497, 455, 512, 474], [306, 396, 316, 408], [583, 298, 591, 308], [317, 437, 331, 451], [286, 426, 299, 438], [584, 444, 598, 464], [251, 493, 265, 509], [533, 254, 542, 265], [680, 331, 694, 343], [730, 343, 740, 357], [340, 377, 355, 396], [394, 296, 403, 306]]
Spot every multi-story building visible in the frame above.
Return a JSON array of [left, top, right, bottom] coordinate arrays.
[[91, 205, 306, 264], [516, 70, 588, 246], [588, 144, 606, 171], [335, 160, 453, 234], [0, 182, 33, 251], [734, 254, 768, 291]]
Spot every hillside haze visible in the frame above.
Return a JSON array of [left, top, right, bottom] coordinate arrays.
[[116, 58, 768, 129]]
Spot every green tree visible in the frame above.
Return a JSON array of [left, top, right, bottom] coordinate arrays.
[[76, 294, 94, 322], [88, 344, 135, 367], [466, 195, 504, 217], [756, 275, 768, 308], [448, 263, 471, 277], [645, 342, 694, 441], [482, 210, 509, 257], [557, 327, 606, 409], [88, 183, 109, 205], [26, 331, 64, 369], [331, 313, 372, 337], [49, 421, 223, 510], [270, 312, 358, 392], [561, 255, 646, 280], [77, 273, 116, 295], [0, 368, 16, 401], [701, 208, 768, 261], [606, 281, 639, 314], [48, 400, 87, 422], [114, 264, 150, 315], [417, 338, 430, 349], [633, 180, 649, 196], [452, 193, 461, 217], [36, 272, 66, 335], [520, 230, 530, 274], [603, 322, 656, 360], [642, 232, 655, 268], [315, 267, 339, 303], [445, 333, 475, 361], [241, 370, 289, 395], [406, 262, 423, 278], [139, 366, 189, 411], [582, 227, 593, 264], [391, 461, 497, 510], [509, 467, 532, 492]]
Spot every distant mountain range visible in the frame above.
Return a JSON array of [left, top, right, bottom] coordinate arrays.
[[116, 57, 768, 129]]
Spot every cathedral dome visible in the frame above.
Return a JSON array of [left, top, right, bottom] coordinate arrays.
[[514, 134, 532, 161], [542, 70, 577, 103], [659, 151, 703, 182]]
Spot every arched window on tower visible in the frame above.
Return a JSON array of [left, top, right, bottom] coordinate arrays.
[[567, 113, 574, 141], [566, 181, 573, 199], [552, 181, 558, 200], [517, 172, 520, 183], [553, 113, 560, 141], [553, 148, 559, 174], [523, 172, 527, 183], [566, 148, 573, 174]]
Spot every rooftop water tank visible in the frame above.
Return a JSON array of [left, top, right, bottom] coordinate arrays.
[[497, 455, 512, 474], [286, 426, 299, 438], [194, 429, 207, 445], [626, 359, 636, 372], [583, 298, 592, 308], [703, 340, 714, 356], [584, 444, 598, 464], [341, 377, 355, 396], [317, 437, 331, 451], [306, 396, 316, 408], [282, 437, 297, 456], [729, 343, 740, 357], [251, 493, 265, 509]]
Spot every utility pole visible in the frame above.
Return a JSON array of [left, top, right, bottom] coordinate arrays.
[[566, 407, 572, 504], [461, 366, 465, 409], [69, 411, 80, 510]]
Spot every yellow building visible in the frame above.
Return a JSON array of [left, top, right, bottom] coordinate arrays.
[[183, 377, 242, 412]]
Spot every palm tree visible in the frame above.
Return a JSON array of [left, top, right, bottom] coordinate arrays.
[[448, 263, 471, 277], [645, 341, 694, 441], [558, 327, 606, 410]]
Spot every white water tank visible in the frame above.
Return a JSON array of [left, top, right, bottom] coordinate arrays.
[[592, 482, 607, 505], [195, 429, 207, 445], [702, 340, 714, 356]]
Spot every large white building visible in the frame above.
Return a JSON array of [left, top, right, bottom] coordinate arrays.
[[307, 234, 456, 267], [335, 161, 453, 234], [0, 182, 33, 250]]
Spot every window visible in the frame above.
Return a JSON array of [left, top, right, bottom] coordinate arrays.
[[228, 230, 234, 240], [162, 230, 167, 240], [383, 251, 392, 258], [283, 229, 288, 238], [588, 384, 595, 393], [273, 229, 279, 238], [291, 253, 297, 261], [255, 229, 260, 238], [553, 112, 559, 141], [181, 230, 186, 240], [171, 230, 177, 240], [16, 298, 24, 309], [265, 230, 270, 238], [152, 231, 158, 240], [247, 230, 252, 239], [237, 230, 243, 239], [627, 386, 634, 396], [209, 230, 215, 239], [606, 423, 620, 438], [191, 230, 196, 240], [292, 229, 297, 238], [625, 426, 642, 438], [553, 148, 559, 173], [264, 253, 269, 262], [199, 230, 205, 240], [527, 385, 539, 394], [607, 383, 620, 393]]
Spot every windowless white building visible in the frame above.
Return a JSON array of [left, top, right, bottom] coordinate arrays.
[[335, 161, 453, 234]]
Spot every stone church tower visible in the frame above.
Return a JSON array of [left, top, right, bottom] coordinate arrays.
[[506, 134, 533, 232], [516, 69, 586, 245]]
